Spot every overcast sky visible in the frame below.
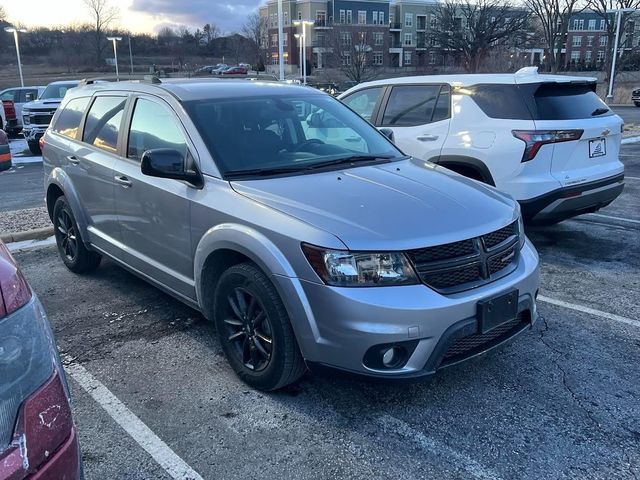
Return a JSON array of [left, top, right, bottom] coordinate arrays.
[[3, 0, 262, 34]]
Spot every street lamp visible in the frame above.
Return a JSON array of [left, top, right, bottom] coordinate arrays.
[[606, 8, 635, 100], [277, 0, 284, 81], [107, 36, 122, 80], [294, 33, 303, 78], [293, 20, 314, 85], [5, 27, 27, 87]]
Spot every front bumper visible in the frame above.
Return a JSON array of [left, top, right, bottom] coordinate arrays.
[[274, 239, 540, 379], [22, 127, 47, 142], [520, 173, 625, 224]]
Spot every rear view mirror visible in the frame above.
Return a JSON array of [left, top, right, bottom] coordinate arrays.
[[379, 128, 395, 142], [141, 149, 203, 188]]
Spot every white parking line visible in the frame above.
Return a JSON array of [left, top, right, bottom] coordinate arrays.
[[379, 415, 502, 480], [624, 176, 640, 180], [585, 213, 640, 225], [7, 236, 56, 252], [62, 356, 204, 480], [538, 296, 640, 329]]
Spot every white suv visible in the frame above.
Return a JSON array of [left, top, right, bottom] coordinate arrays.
[[339, 68, 625, 223]]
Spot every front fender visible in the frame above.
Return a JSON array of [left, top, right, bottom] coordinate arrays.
[[46, 168, 90, 244]]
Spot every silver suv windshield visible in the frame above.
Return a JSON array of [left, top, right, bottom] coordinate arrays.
[[185, 94, 404, 178], [40, 83, 78, 100]]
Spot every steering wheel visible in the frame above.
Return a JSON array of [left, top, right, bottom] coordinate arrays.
[[291, 139, 325, 152]]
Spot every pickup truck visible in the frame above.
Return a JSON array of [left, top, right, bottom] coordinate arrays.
[[22, 80, 79, 155]]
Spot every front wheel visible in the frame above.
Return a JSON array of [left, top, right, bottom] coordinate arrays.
[[53, 196, 101, 273], [214, 263, 306, 391]]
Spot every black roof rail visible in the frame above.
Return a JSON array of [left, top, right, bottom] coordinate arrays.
[[78, 75, 162, 86]]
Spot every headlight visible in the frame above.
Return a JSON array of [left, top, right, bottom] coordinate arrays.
[[302, 244, 419, 287]]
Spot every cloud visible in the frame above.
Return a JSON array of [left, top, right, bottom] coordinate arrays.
[[130, 0, 262, 34]]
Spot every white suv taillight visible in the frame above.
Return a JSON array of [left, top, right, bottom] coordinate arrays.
[[512, 130, 583, 162]]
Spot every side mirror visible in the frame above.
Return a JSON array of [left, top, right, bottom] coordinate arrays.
[[141, 149, 203, 188], [379, 128, 395, 142]]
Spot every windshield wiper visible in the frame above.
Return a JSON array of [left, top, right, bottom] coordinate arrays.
[[225, 166, 305, 178], [301, 154, 398, 171], [591, 107, 610, 116]]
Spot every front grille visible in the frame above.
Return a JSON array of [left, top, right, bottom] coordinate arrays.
[[406, 221, 519, 294], [440, 310, 530, 366], [32, 114, 54, 125]]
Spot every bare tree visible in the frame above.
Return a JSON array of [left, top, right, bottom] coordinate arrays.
[[326, 27, 383, 83], [242, 12, 267, 71], [0, 6, 7, 22], [527, 0, 584, 72], [203, 23, 220, 45], [430, 0, 529, 73], [588, 0, 640, 81], [83, 0, 119, 66]]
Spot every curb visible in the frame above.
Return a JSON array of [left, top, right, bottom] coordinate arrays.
[[622, 135, 640, 145], [0, 226, 54, 244]]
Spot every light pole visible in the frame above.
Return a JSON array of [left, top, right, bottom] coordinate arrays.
[[294, 33, 303, 78], [293, 20, 314, 85], [277, 0, 285, 81], [107, 36, 122, 80], [606, 7, 635, 100], [5, 27, 27, 87], [128, 36, 134, 74]]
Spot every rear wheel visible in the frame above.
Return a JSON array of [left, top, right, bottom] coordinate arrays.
[[27, 140, 41, 155], [214, 263, 306, 391], [53, 196, 101, 273]]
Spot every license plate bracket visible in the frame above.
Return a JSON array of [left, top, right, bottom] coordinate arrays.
[[477, 290, 519, 334], [589, 138, 606, 158]]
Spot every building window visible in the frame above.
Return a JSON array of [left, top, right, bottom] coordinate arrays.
[[429, 51, 436, 64], [588, 19, 596, 30], [339, 10, 345, 23], [573, 19, 579, 30], [585, 50, 592, 62], [572, 35, 582, 47], [358, 11, 366, 25], [379, 12, 385, 25], [373, 11, 378, 24], [347, 10, 352, 24], [597, 50, 605, 61], [405, 13, 413, 27], [600, 19, 605, 30], [390, 13, 394, 25], [404, 33, 412, 45], [342, 52, 351, 66], [571, 51, 580, 62], [373, 52, 383, 65], [283, 35, 288, 47], [271, 34, 277, 47], [430, 14, 437, 29], [600, 36, 607, 46], [374, 32, 384, 46], [403, 51, 412, 65], [341, 32, 352, 46], [587, 35, 593, 47], [316, 10, 326, 26], [579, 19, 584, 30]]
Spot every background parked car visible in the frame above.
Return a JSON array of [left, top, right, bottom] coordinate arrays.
[[221, 66, 248, 75], [1, 101, 17, 136], [22, 80, 79, 155], [194, 65, 216, 75], [0, 240, 82, 479], [0, 86, 45, 136], [211, 65, 230, 75], [340, 68, 625, 224], [632, 88, 640, 106], [0, 129, 10, 171]]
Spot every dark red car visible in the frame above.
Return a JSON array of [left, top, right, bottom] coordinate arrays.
[[0, 129, 10, 171], [221, 66, 248, 75], [0, 241, 82, 480]]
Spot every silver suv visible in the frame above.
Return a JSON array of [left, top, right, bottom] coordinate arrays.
[[42, 79, 540, 390]]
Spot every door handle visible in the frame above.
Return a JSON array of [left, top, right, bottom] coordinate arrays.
[[67, 155, 80, 165], [114, 175, 132, 188], [417, 134, 439, 142]]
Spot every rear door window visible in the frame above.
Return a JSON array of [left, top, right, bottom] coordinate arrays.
[[83, 96, 127, 154], [341, 87, 384, 122], [528, 83, 611, 120], [53, 97, 91, 140], [127, 98, 189, 162], [381, 85, 448, 127]]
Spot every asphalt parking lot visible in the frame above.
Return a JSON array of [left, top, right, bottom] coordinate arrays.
[[4, 141, 637, 479]]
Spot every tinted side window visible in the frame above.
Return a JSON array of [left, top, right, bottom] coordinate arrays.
[[432, 86, 451, 122], [382, 85, 444, 126], [530, 83, 611, 120], [465, 84, 532, 120], [53, 97, 91, 140], [0, 90, 16, 101], [22, 90, 39, 102], [341, 87, 383, 122], [83, 96, 126, 154], [127, 98, 188, 162]]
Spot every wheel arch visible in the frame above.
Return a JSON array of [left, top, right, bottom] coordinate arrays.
[[46, 170, 91, 244], [431, 155, 495, 186]]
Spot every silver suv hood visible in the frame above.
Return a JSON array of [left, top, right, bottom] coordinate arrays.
[[231, 158, 518, 251]]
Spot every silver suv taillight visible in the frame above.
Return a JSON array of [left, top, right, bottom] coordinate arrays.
[[512, 130, 583, 162]]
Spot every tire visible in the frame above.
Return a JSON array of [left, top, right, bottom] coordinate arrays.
[[635, 102, 640, 107], [53, 196, 101, 273], [27, 140, 41, 155], [213, 262, 306, 391]]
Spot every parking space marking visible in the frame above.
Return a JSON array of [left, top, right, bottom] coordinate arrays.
[[585, 213, 640, 225], [538, 296, 640, 329], [379, 415, 502, 480], [624, 176, 640, 180], [63, 356, 204, 480]]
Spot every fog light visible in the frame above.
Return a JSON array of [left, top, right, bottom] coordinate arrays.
[[382, 347, 400, 367], [363, 340, 419, 370]]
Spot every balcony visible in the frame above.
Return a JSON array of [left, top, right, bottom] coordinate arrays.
[[390, 22, 402, 31], [314, 19, 331, 29]]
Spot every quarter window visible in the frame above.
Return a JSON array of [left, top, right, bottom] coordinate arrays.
[[382, 85, 449, 126], [127, 98, 189, 162], [53, 97, 91, 140], [342, 87, 384, 122], [0, 90, 16, 101], [83, 96, 126, 153]]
